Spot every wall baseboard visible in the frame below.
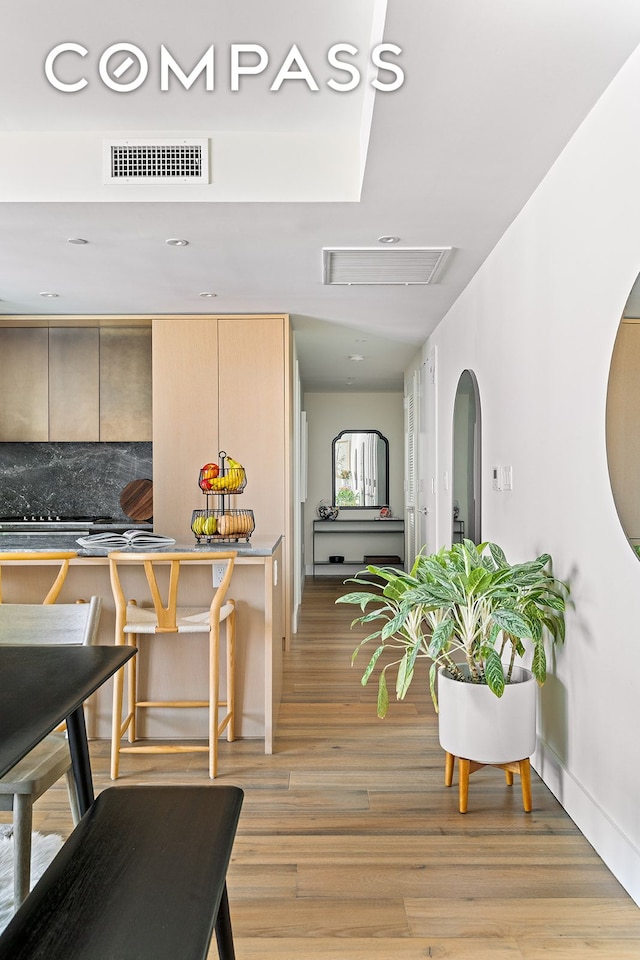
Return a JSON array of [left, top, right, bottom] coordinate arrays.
[[534, 739, 640, 907]]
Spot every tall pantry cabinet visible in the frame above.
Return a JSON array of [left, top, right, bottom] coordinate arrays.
[[152, 314, 293, 637]]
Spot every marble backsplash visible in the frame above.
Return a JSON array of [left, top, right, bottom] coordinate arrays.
[[0, 442, 153, 519]]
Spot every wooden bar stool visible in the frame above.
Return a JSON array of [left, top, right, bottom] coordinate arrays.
[[445, 751, 533, 813], [0, 551, 76, 604], [109, 551, 237, 780]]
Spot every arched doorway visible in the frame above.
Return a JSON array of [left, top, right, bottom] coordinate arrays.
[[452, 369, 481, 544]]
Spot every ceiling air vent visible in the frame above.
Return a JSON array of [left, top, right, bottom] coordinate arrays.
[[322, 247, 452, 285], [103, 138, 209, 184]]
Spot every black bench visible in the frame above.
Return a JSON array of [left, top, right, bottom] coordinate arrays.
[[0, 784, 244, 960]]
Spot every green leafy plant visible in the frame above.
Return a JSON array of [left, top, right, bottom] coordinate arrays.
[[336, 487, 360, 506], [337, 539, 567, 717]]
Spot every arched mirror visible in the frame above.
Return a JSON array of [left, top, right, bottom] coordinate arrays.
[[606, 272, 640, 558], [332, 429, 389, 508], [452, 370, 481, 544]]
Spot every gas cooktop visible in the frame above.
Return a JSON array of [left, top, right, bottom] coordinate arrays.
[[0, 515, 114, 523], [0, 515, 126, 533]]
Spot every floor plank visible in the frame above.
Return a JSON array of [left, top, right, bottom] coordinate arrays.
[[5, 575, 639, 958]]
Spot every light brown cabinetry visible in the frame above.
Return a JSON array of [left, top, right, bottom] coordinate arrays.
[[152, 318, 219, 530], [217, 317, 289, 539], [0, 328, 49, 441], [152, 314, 292, 640]]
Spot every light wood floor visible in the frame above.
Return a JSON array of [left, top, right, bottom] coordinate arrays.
[[8, 576, 640, 958]]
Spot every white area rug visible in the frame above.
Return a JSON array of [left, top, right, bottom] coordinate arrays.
[[0, 826, 64, 932]]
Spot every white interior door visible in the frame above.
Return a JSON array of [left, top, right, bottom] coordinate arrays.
[[404, 371, 417, 568], [422, 347, 438, 554]]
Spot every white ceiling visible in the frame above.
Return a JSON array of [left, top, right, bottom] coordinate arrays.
[[2, 0, 640, 391]]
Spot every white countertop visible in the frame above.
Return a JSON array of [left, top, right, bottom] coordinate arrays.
[[0, 532, 283, 559]]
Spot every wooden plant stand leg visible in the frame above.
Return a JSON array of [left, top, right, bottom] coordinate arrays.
[[458, 758, 470, 813], [457, 759, 486, 814], [500, 759, 532, 812], [519, 758, 532, 812], [444, 751, 455, 787], [444, 753, 533, 813]]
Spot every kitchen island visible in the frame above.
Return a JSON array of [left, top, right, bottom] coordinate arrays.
[[0, 534, 285, 755]]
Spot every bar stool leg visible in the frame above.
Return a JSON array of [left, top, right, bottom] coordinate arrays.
[[209, 621, 221, 779], [128, 634, 138, 743], [227, 604, 236, 743], [111, 659, 125, 780]]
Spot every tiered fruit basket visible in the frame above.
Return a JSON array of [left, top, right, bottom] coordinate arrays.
[[191, 451, 255, 543]]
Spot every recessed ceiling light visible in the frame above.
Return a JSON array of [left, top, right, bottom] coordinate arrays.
[[166, 238, 189, 247], [348, 354, 365, 362], [199, 292, 217, 298], [378, 235, 400, 244], [67, 237, 88, 245], [39, 291, 59, 298]]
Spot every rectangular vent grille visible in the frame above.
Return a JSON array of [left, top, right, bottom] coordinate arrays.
[[104, 139, 209, 184], [323, 247, 452, 285]]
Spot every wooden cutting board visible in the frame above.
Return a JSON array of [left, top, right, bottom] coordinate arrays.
[[119, 478, 153, 522]]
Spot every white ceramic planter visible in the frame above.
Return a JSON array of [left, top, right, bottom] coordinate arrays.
[[437, 665, 537, 764]]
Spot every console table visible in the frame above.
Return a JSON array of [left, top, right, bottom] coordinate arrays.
[[312, 519, 405, 576]]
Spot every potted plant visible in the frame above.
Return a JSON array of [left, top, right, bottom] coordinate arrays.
[[337, 539, 567, 767]]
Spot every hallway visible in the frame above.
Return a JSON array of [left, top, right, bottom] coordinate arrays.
[[28, 576, 640, 958]]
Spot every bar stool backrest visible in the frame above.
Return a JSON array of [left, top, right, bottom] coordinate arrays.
[[0, 551, 77, 604], [108, 551, 237, 631]]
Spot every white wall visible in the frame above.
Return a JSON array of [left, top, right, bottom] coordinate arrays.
[[421, 43, 640, 904], [303, 392, 404, 573], [291, 344, 305, 635]]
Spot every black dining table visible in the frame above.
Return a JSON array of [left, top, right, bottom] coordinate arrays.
[[0, 645, 136, 815]]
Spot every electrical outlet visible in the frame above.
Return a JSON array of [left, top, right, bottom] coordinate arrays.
[[213, 563, 226, 587]]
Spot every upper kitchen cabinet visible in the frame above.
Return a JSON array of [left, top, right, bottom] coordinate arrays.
[[0, 322, 152, 442], [49, 327, 100, 440], [0, 328, 49, 441], [100, 327, 152, 441]]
